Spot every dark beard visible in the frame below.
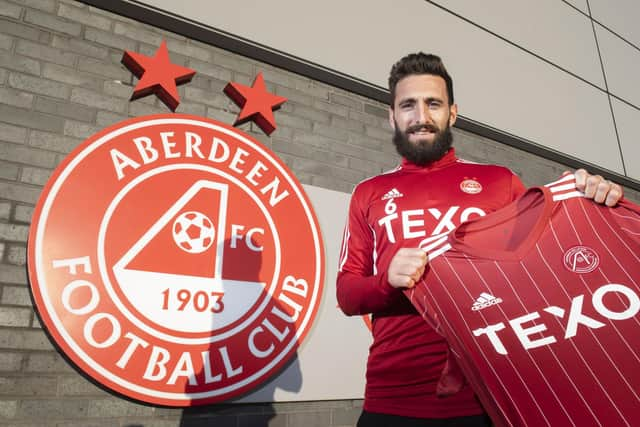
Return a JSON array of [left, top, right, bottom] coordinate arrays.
[[392, 122, 453, 166]]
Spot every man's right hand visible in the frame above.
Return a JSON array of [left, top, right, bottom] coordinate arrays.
[[387, 248, 428, 289]]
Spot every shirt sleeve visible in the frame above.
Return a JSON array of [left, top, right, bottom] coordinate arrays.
[[511, 173, 527, 201], [336, 186, 402, 315], [612, 198, 640, 246]]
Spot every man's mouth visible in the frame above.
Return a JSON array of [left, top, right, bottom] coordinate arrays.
[[408, 124, 438, 135]]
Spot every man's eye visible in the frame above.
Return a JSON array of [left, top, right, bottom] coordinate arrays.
[[428, 102, 441, 109]]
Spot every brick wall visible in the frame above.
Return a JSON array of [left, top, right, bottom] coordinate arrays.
[[0, 1, 638, 426]]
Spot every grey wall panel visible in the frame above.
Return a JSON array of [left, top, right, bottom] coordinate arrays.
[[590, 0, 640, 47], [595, 23, 640, 108], [237, 185, 370, 401], [429, 0, 604, 88], [611, 99, 640, 181], [564, 0, 589, 15], [124, 0, 626, 176], [131, 0, 403, 88], [436, 12, 623, 174]]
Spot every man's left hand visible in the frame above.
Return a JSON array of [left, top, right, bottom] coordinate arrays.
[[572, 169, 623, 207]]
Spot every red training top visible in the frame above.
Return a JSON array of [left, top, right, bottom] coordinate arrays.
[[337, 149, 525, 418]]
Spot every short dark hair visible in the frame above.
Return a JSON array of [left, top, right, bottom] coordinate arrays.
[[388, 52, 454, 106]]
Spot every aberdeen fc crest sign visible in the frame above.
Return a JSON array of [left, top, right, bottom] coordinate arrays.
[[27, 114, 325, 406]]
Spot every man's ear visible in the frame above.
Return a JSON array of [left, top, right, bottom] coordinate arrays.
[[388, 107, 396, 130], [448, 103, 458, 127]]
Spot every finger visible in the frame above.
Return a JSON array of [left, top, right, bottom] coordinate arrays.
[[399, 248, 428, 260], [605, 184, 623, 207], [399, 275, 416, 289], [405, 265, 429, 288], [583, 174, 604, 198], [398, 261, 425, 277], [404, 253, 428, 270], [573, 169, 588, 191], [414, 262, 428, 280], [593, 179, 611, 204], [387, 272, 410, 289]]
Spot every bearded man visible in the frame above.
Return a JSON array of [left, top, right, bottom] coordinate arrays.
[[336, 52, 623, 427]]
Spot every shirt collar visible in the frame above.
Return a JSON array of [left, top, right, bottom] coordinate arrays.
[[400, 148, 458, 172]]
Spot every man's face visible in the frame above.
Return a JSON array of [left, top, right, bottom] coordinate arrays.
[[389, 74, 458, 165]]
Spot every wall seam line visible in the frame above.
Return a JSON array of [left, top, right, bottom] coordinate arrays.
[[586, 0, 627, 175]]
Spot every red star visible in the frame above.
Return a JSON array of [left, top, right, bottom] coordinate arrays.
[[121, 40, 195, 111], [224, 73, 287, 135]]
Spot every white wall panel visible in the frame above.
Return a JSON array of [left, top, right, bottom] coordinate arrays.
[[128, 0, 626, 176], [595, 23, 640, 108], [590, 0, 640, 48], [610, 99, 640, 181], [429, 0, 604, 88]]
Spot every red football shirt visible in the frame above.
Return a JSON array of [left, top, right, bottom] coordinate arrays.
[[337, 149, 525, 418], [407, 174, 640, 426]]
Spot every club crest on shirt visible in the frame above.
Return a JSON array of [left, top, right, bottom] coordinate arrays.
[[460, 178, 482, 194], [563, 245, 600, 273]]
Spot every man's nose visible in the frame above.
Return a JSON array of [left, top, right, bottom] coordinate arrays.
[[414, 102, 432, 124]]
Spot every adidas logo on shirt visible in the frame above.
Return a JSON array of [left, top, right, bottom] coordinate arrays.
[[382, 188, 403, 200], [471, 292, 503, 311]]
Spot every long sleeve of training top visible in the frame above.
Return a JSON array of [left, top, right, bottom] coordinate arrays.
[[336, 182, 402, 315]]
